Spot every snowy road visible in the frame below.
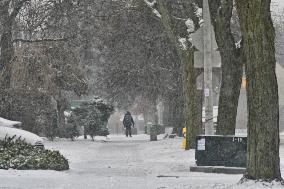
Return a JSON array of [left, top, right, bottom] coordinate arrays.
[[0, 134, 284, 189]]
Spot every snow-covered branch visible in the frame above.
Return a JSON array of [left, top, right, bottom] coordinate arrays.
[[185, 18, 194, 34], [178, 37, 188, 50], [144, 0, 161, 18], [192, 2, 203, 26]]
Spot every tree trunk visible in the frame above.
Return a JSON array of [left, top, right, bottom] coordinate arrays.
[[84, 128, 87, 139], [236, 0, 282, 181], [188, 88, 203, 148], [55, 93, 68, 128], [157, 0, 200, 149], [208, 0, 243, 135], [0, 0, 30, 89], [183, 49, 200, 150], [56, 100, 67, 128], [0, 3, 14, 89]]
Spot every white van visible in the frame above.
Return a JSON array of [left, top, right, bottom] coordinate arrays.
[[0, 117, 44, 147]]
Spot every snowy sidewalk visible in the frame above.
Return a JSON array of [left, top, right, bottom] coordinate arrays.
[[0, 134, 283, 189]]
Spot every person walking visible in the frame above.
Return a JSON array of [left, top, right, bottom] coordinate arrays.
[[123, 111, 135, 137]]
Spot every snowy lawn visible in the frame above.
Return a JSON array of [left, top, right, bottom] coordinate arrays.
[[0, 134, 284, 189]]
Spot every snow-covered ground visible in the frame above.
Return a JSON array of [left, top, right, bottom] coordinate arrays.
[[0, 134, 284, 189]]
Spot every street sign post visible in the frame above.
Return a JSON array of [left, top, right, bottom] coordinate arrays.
[[191, 0, 221, 135]]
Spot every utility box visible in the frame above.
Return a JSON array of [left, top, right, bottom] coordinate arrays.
[[195, 135, 247, 167]]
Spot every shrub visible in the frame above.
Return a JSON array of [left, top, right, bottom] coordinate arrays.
[[59, 115, 80, 141], [69, 97, 114, 140], [0, 136, 69, 171]]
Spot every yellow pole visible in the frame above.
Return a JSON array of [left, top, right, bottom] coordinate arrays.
[[181, 127, 187, 148]]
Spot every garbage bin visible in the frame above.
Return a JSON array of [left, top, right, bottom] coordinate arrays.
[[150, 125, 157, 141]]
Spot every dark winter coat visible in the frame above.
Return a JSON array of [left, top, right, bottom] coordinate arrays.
[[123, 112, 134, 128]]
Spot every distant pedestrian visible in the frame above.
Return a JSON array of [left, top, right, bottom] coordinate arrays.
[[123, 111, 135, 137]]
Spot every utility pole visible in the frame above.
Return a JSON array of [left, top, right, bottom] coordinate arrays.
[[192, 0, 221, 135], [203, 0, 214, 135]]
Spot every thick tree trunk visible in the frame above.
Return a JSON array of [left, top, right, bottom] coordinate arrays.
[[183, 49, 200, 150], [190, 78, 203, 148], [208, 0, 243, 135], [236, 0, 282, 181], [0, 3, 14, 89], [0, 0, 30, 89]]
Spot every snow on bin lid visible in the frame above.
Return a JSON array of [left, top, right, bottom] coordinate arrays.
[[0, 117, 22, 128], [0, 126, 43, 145]]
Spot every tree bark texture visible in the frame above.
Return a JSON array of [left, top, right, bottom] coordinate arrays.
[[0, 2, 14, 89], [236, 0, 282, 181], [208, 0, 243, 135], [183, 50, 201, 149], [56, 96, 68, 128], [157, 0, 201, 149], [0, 0, 29, 89]]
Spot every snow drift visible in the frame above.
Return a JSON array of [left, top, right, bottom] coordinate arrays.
[[0, 117, 43, 146]]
